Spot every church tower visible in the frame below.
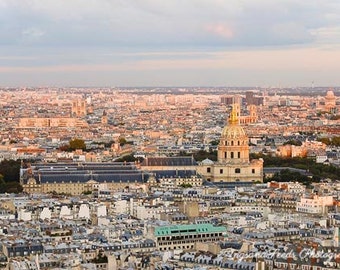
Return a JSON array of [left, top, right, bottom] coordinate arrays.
[[71, 99, 87, 117], [101, 110, 108, 125]]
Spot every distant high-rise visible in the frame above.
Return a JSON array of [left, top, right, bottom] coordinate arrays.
[[245, 91, 264, 106], [221, 95, 242, 105]]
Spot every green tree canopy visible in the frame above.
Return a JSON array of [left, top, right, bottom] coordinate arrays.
[[0, 159, 21, 182], [0, 160, 22, 193], [193, 150, 217, 161], [115, 154, 137, 162], [317, 136, 340, 146], [69, 138, 86, 151], [251, 153, 340, 181], [283, 139, 302, 146], [119, 137, 127, 146]]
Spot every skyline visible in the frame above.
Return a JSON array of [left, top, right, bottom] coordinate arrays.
[[1, 0, 340, 87]]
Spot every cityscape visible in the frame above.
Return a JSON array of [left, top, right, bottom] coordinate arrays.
[[1, 1, 340, 270], [0, 86, 339, 270]]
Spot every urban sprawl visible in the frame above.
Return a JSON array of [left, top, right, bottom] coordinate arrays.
[[0, 86, 339, 270]]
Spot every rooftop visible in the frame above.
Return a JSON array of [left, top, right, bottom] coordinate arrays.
[[154, 223, 226, 237]]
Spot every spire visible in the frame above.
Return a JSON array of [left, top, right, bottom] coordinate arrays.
[[228, 104, 238, 125]]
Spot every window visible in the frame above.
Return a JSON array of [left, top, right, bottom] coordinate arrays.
[[231, 141, 234, 146], [235, 168, 241, 173], [231, 152, 234, 158], [252, 169, 255, 174], [224, 152, 227, 158], [238, 152, 241, 158], [238, 141, 240, 145], [220, 169, 223, 174], [207, 167, 211, 173]]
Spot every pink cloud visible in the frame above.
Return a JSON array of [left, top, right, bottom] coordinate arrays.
[[205, 23, 234, 39]]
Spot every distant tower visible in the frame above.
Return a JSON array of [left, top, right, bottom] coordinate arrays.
[[246, 91, 255, 105], [233, 102, 241, 119], [72, 99, 87, 117], [101, 110, 108, 125], [248, 105, 257, 123]]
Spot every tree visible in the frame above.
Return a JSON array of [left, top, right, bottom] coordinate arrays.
[[210, 140, 219, 146], [193, 150, 217, 161], [5, 182, 23, 193], [251, 153, 340, 181], [0, 160, 21, 182], [317, 137, 331, 145], [119, 137, 127, 146], [115, 154, 137, 162], [283, 139, 302, 146], [0, 160, 23, 193], [317, 136, 340, 146], [0, 176, 6, 193], [69, 138, 86, 151]]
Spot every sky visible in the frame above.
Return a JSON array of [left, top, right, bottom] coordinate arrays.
[[1, 0, 340, 87]]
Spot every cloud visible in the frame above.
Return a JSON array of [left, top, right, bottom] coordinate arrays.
[[311, 26, 340, 45], [21, 27, 45, 43], [0, 0, 340, 86], [205, 23, 234, 39], [0, 0, 339, 48]]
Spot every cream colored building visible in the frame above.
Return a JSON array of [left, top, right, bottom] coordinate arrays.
[[198, 106, 263, 183], [71, 98, 87, 117], [158, 176, 203, 189], [22, 178, 142, 195], [296, 195, 333, 215], [324, 89, 337, 112], [18, 117, 88, 128]]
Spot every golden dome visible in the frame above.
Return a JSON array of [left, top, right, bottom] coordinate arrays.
[[221, 107, 247, 139], [221, 124, 246, 139]]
